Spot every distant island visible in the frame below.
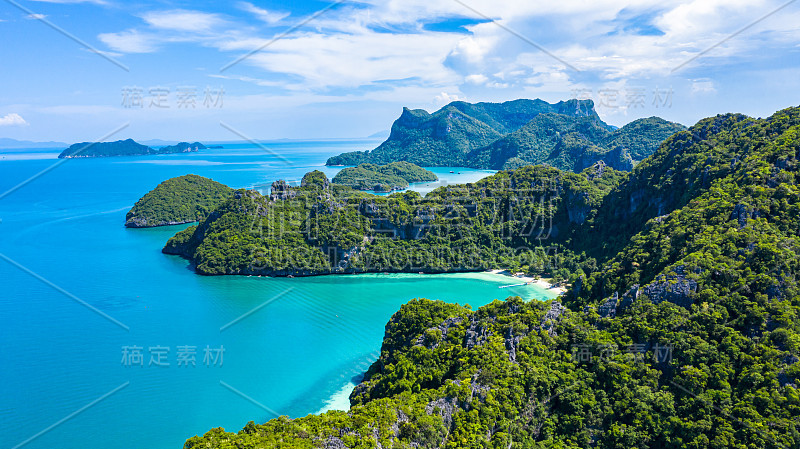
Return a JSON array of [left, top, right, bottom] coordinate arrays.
[[58, 139, 207, 158], [0, 137, 68, 149], [326, 98, 685, 172], [125, 174, 233, 227], [331, 161, 438, 192]]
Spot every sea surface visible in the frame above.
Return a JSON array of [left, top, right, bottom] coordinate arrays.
[[0, 141, 559, 449]]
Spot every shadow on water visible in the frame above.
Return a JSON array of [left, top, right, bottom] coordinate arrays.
[[282, 351, 380, 418]]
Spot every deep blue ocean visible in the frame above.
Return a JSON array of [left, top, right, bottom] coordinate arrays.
[[0, 141, 558, 449]]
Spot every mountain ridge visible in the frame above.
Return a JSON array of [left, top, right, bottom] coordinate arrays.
[[326, 98, 685, 172]]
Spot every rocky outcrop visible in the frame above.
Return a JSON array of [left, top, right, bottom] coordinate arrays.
[[426, 397, 459, 428], [731, 203, 760, 229], [415, 316, 463, 350], [566, 190, 592, 224], [597, 266, 699, 318], [301, 170, 331, 190], [637, 266, 699, 308], [603, 146, 635, 171], [321, 437, 347, 449], [269, 180, 296, 201], [597, 292, 619, 318], [540, 301, 567, 336], [125, 217, 194, 228], [464, 319, 492, 349]]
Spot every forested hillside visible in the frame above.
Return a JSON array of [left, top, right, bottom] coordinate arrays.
[[178, 105, 800, 448], [125, 174, 233, 227]]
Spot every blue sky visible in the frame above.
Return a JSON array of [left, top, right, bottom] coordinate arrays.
[[0, 0, 799, 142]]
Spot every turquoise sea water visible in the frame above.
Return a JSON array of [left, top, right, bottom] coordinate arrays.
[[0, 141, 558, 449]]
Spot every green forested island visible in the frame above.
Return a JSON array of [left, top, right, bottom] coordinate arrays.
[[58, 139, 207, 158], [158, 141, 207, 153], [169, 105, 800, 448], [125, 174, 233, 227], [326, 99, 685, 172], [332, 161, 438, 192], [163, 163, 623, 277]]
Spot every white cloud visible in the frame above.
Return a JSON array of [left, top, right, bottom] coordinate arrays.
[[94, 0, 800, 106], [141, 9, 226, 33], [26, 14, 47, 20], [691, 78, 717, 93], [448, 33, 499, 66], [465, 74, 489, 84], [225, 30, 463, 90], [434, 92, 463, 105], [98, 29, 158, 53], [237, 2, 289, 24], [0, 113, 29, 126]]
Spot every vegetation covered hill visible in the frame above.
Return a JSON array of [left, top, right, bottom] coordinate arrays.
[[469, 113, 625, 171], [125, 174, 233, 227], [601, 117, 688, 161], [186, 289, 800, 448], [158, 141, 206, 153], [326, 99, 684, 172], [326, 99, 604, 167], [163, 164, 624, 277], [332, 162, 438, 192], [58, 139, 207, 158], [59, 138, 152, 158], [177, 105, 800, 448]]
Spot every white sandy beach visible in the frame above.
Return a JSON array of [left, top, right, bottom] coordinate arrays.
[[487, 269, 567, 295]]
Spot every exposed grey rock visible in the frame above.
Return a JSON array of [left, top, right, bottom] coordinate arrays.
[[617, 284, 639, 312], [505, 326, 522, 363], [585, 160, 606, 179], [540, 301, 567, 336], [566, 190, 591, 224], [269, 180, 296, 201], [462, 375, 491, 405], [731, 203, 760, 229], [415, 316, 463, 350], [602, 265, 699, 314], [464, 317, 492, 349], [349, 381, 370, 406], [322, 436, 347, 449], [604, 146, 634, 171], [573, 275, 584, 297], [637, 266, 698, 309], [778, 370, 796, 389], [598, 292, 619, 318], [425, 397, 459, 429]]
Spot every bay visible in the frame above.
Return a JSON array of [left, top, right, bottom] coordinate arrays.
[[0, 141, 558, 449]]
